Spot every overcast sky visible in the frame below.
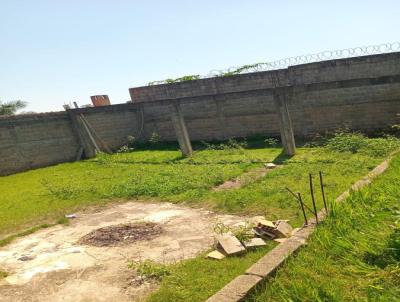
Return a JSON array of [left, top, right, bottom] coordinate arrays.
[[1, 0, 399, 113]]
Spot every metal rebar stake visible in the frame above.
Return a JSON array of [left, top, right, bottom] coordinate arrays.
[[319, 171, 328, 215], [309, 173, 319, 224]]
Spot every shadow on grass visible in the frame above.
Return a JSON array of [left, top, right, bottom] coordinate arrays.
[[272, 151, 294, 164]]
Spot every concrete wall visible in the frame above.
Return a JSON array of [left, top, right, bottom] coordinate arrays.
[[1, 52, 400, 175], [0, 112, 79, 175]]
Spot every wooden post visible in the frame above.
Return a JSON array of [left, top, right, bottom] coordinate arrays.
[[169, 101, 192, 156], [273, 90, 296, 156]]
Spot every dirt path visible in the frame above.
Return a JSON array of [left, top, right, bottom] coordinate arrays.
[[213, 164, 280, 191], [0, 201, 243, 302]]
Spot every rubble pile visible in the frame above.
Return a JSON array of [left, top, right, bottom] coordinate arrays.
[[207, 217, 299, 260]]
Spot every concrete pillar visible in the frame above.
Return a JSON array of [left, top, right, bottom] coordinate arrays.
[[273, 90, 296, 156], [169, 101, 193, 156], [67, 110, 97, 158]]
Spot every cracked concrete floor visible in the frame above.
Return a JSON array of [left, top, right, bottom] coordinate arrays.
[[0, 201, 243, 302]]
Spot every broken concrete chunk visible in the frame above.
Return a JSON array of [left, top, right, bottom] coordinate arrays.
[[243, 237, 266, 248], [250, 216, 266, 225], [216, 234, 246, 255], [273, 238, 288, 243], [256, 219, 275, 229], [253, 227, 276, 239], [232, 221, 248, 228], [291, 227, 301, 236], [207, 250, 226, 260], [274, 221, 293, 238]]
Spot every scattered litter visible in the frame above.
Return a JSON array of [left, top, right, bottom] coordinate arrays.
[[18, 255, 35, 262], [206, 250, 226, 260], [216, 234, 246, 255], [65, 214, 77, 219], [243, 237, 266, 248], [273, 238, 288, 243]]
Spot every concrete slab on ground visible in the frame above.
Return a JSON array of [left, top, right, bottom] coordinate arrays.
[[0, 201, 243, 302]]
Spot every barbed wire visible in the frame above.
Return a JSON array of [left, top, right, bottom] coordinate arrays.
[[148, 42, 400, 85]]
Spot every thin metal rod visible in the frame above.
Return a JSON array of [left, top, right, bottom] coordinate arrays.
[[319, 171, 328, 215], [285, 187, 315, 214], [298, 192, 308, 225], [309, 173, 319, 224]]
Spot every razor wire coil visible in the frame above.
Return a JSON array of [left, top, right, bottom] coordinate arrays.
[[149, 42, 400, 85]]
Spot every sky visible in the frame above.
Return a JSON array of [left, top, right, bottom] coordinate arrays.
[[1, 0, 399, 113]]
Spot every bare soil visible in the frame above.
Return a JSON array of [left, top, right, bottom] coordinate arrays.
[[213, 165, 281, 191], [0, 201, 243, 302], [79, 222, 163, 247]]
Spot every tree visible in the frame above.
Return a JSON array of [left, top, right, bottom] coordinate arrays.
[[0, 100, 27, 115]]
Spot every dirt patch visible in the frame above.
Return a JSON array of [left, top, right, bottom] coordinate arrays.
[[0, 201, 244, 302], [79, 222, 163, 247], [213, 164, 281, 191]]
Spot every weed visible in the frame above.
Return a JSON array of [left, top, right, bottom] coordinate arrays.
[[0, 135, 396, 243], [128, 259, 170, 281], [149, 132, 161, 144], [264, 138, 279, 147], [325, 130, 400, 156], [326, 130, 367, 153], [148, 75, 200, 85], [0, 270, 8, 279], [213, 222, 254, 243]]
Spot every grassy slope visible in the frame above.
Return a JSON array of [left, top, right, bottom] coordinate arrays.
[[0, 144, 387, 238], [146, 246, 273, 302], [246, 154, 400, 302]]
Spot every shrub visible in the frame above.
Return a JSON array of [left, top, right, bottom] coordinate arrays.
[[149, 132, 161, 144], [201, 138, 247, 151], [326, 131, 366, 153], [264, 138, 279, 147], [117, 136, 136, 153], [325, 131, 400, 156]]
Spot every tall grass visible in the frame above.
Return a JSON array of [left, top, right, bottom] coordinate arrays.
[[246, 154, 400, 302]]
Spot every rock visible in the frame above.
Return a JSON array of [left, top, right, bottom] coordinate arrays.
[[243, 237, 267, 248], [206, 250, 226, 260], [216, 234, 246, 255], [265, 163, 277, 169]]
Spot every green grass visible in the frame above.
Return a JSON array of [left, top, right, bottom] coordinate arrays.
[[145, 246, 273, 302], [0, 136, 398, 239], [246, 154, 400, 302], [0, 134, 399, 301]]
